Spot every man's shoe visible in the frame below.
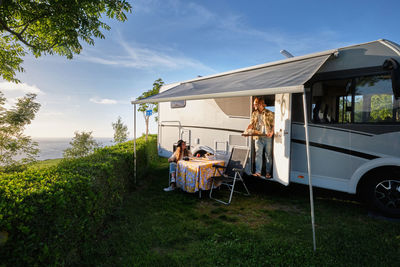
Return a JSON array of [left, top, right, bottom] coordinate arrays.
[[163, 186, 175, 192]]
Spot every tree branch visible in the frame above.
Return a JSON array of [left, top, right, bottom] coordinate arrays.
[[0, 17, 38, 49], [0, 17, 65, 52], [19, 24, 29, 35]]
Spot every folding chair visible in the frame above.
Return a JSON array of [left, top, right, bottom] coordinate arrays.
[[209, 147, 250, 205]]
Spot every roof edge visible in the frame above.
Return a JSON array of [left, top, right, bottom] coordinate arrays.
[[379, 39, 400, 56]]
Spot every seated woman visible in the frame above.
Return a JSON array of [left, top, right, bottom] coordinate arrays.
[[164, 140, 192, 192]]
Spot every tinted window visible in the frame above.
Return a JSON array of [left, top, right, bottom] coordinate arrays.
[[311, 74, 400, 124], [171, 100, 186, 108]]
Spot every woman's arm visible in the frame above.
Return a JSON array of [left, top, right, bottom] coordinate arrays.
[[168, 152, 177, 163], [172, 147, 182, 162]]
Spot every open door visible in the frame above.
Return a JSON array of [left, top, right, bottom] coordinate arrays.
[[273, 93, 292, 185]]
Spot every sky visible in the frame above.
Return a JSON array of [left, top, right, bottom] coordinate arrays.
[[2, 0, 400, 138]]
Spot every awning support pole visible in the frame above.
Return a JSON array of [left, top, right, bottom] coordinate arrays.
[[134, 103, 137, 185], [302, 88, 316, 251]]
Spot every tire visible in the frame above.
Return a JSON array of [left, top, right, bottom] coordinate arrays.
[[364, 173, 400, 218]]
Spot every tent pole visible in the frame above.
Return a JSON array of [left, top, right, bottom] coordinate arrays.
[[134, 103, 137, 185], [302, 88, 316, 251]]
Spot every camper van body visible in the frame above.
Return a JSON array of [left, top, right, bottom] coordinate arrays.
[[156, 40, 400, 216]]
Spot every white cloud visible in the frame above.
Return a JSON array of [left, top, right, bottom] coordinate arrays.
[[89, 98, 118, 105], [79, 1, 347, 74], [0, 81, 45, 95], [79, 42, 215, 72]]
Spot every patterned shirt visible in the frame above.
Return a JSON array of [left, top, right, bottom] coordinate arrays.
[[250, 109, 274, 139]]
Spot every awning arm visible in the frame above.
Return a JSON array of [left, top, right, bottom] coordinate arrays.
[[302, 88, 316, 251]]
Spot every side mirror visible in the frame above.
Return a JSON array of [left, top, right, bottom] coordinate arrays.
[[382, 58, 400, 99]]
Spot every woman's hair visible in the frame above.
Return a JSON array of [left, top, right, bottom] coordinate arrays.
[[176, 139, 184, 148], [175, 140, 186, 160]]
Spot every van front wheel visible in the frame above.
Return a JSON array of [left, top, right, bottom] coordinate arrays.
[[365, 175, 400, 218]]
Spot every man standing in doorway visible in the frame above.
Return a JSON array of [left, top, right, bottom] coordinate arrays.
[[246, 97, 274, 178]]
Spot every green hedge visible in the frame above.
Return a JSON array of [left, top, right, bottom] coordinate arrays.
[[0, 135, 158, 266]]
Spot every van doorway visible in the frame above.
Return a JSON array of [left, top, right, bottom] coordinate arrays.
[[250, 95, 275, 178]]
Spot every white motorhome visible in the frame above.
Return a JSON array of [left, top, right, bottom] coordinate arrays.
[[136, 40, 400, 217]]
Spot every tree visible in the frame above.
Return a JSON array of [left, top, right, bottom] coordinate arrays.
[[136, 78, 164, 141], [0, 92, 40, 168], [63, 131, 99, 158], [112, 116, 129, 143], [371, 94, 393, 121], [0, 0, 132, 82]]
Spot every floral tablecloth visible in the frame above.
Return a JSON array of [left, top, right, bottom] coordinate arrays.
[[176, 158, 225, 193]]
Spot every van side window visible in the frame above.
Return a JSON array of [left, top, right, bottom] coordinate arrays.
[[354, 75, 400, 123], [171, 100, 186, 108], [311, 74, 400, 124]]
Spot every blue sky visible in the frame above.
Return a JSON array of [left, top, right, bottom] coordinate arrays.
[[2, 0, 400, 137]]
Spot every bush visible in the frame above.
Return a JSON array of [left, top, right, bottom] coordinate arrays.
[[0, 135, 158, 266]]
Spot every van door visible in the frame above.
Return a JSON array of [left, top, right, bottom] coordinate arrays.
[[273, 93, 292, 185]]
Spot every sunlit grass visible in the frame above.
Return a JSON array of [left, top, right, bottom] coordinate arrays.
[[79, 158, 400, 266]]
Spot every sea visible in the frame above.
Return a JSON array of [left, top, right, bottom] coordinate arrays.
[[33, 138, 115, 160]]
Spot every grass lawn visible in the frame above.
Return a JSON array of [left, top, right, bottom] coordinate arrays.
[[80, 157, 400, 266]]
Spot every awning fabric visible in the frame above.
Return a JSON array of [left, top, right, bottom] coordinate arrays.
[[133, 53, 333, 104]]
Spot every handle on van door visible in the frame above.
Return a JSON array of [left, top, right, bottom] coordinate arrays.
[[275, 129, 288, 137], [275, 129, 283, 137]]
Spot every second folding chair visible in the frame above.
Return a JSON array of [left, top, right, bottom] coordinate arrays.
[[209, 147, 250, 205]]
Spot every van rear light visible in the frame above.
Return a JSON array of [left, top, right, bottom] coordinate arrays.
[[298, 175, 304, 179]]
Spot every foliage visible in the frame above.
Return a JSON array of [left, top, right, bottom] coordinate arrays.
[[63, 131, 99, 158], [28, 158, 62, 170], [136, 78, 164, 140], [370, 94, 393, 121], [0, 0, 132, 82], [0, 135, 158, 266], [353, 94, 394, 122], [112, 116, 129, 143], [0, 92, 40, 169]]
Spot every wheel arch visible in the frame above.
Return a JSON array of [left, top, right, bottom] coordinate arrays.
[[349, 158, 400, 195]]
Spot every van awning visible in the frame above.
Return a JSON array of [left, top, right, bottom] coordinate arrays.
[[132, 51, 335, 104]]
